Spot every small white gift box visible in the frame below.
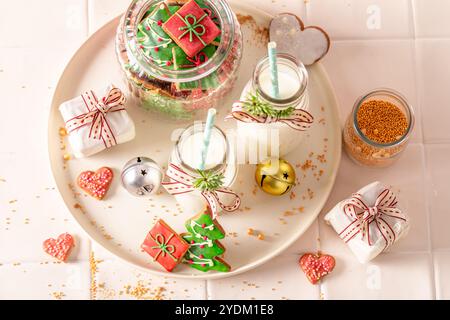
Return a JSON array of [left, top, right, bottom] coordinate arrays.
[[59, 85, 135, 158], [324, 181, 409, 263]]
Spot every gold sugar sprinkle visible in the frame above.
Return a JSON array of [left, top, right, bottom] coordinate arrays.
[[283, 210, 294, 217], [317, 154, 326, 163], [124, 281, 165, 300], [59, 127, 67, 137], [51, 292, 66, 300], [89, 252, 103, 300]]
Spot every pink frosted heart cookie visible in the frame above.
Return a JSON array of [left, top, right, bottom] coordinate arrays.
[[299, 252, 335, 284], [270, 13, 330, 66], [77, 167, 114, 200], [43, 233, 75, 262]]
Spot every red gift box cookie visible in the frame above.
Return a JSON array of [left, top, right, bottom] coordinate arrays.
[[141, 219, 190, 272], [163, 0, 221, 57]]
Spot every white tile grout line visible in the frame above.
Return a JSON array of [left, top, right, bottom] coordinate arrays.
[[304, 0, 310, 23], [330, 37, 450, 44], [205, 279, 210, 300], [304, 1, 321, 301], [85, 2, 93, 300], [314, 219, 324, 300], [410, 0, 437, 300], [85, 0, 91, 37], [420, 144, 437, 299], [304, 0, 323, 301]]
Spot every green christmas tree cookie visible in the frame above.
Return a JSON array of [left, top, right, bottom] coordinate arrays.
[[182, 209, 231, 272]]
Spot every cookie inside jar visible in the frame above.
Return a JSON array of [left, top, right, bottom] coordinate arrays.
[[116, 0, 243, 119]]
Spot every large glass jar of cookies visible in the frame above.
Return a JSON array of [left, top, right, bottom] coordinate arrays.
[[343, 88, 415, 167], [116, 0, 243, 119]]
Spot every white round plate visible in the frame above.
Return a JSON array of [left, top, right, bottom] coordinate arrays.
[[48, 2, 341, 279]]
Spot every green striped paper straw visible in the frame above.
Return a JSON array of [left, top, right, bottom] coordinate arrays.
[[268, 41, 280, 99], [199, 108, 217, 171]]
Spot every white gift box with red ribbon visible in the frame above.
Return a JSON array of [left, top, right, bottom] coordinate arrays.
[[324, 181, 410, 263], [59, 85, 135, 158]]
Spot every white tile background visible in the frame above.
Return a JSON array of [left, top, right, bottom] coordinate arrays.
[[0, 0, 449, 300]]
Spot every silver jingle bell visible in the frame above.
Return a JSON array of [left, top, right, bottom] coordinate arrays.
[[121, 157, 164, 197]]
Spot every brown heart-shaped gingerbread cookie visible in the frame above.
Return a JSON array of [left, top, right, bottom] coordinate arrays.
[[270, 13, 330, 66]]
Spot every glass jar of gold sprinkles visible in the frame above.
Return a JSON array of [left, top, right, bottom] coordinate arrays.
[[343, 88, 414, 167]]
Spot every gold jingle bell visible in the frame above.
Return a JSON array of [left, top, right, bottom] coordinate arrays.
[[255, 158, 296, 196]]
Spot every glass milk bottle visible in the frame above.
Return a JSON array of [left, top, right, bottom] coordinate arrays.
[[234, 53, 311, 160], [168, 122, 238, 215]]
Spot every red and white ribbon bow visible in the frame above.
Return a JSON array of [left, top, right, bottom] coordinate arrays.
[[339, 189, 408, 250], [162, 163, 241, 219], [65, 87, 126, 148], [227, 102, 314, 131]]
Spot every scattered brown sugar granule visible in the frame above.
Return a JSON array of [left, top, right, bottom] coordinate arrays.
[[236, 14, 269, 44], [307, 188, 314, 200], [90, 252, 103, 300], [283, 210, 295, 217], [59, 127, 67, 137], [356, 100, 408, 144], [124, 281, 165, 300], [51, 291, 66, 300], [317, 154, 326, 163]]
